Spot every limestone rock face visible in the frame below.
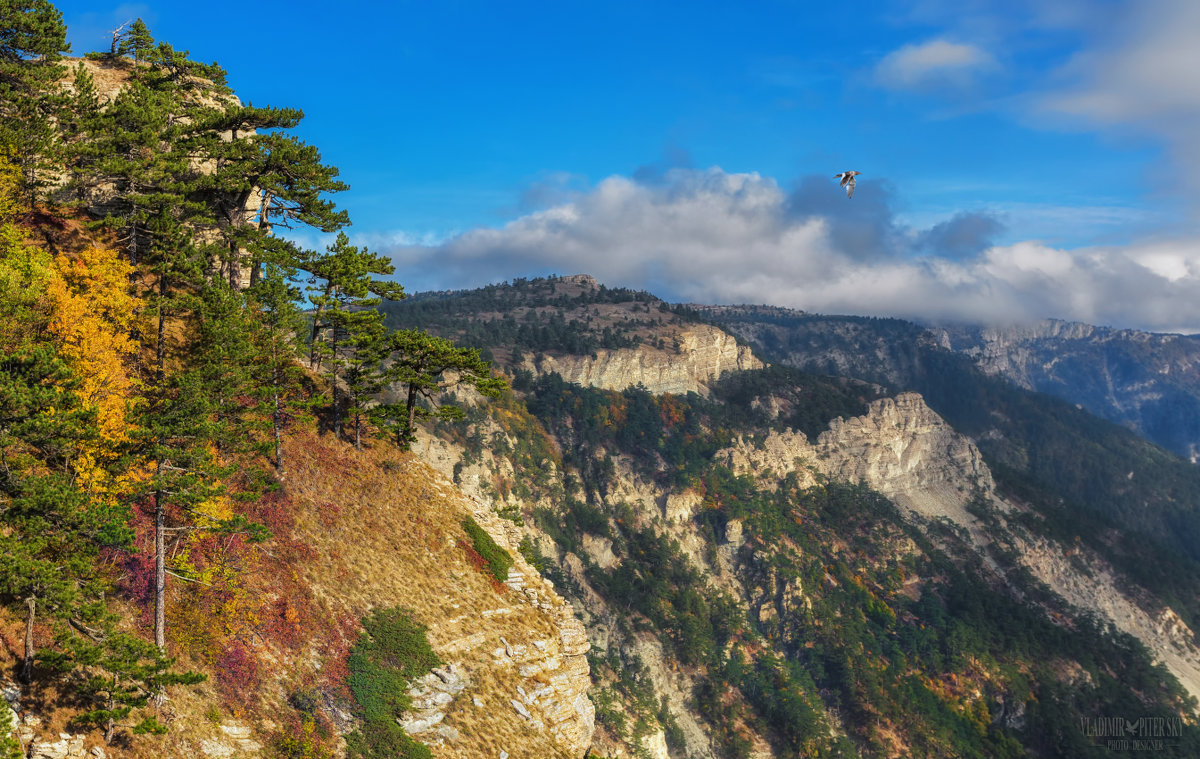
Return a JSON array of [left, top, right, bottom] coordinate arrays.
[[524, 324, 762, 396], [29, 734, 86, 759], [661, 489, 702, 523], [401, 664, 468, 737], [1019, 538, 1200, 705], [817, 393, 994, 521], [466, 504, 596, 756], [581, 533, 618, 569], [722, 392, 992, 524], [199, 721, 264, 757]]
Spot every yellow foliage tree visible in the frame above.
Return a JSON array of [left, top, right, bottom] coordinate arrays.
[[47, 246, 141, 444], [0, 151, 55, 354], [0, 151, 142, 498]]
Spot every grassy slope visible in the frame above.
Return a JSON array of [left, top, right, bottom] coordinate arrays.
[[1, 426, 577, 759]]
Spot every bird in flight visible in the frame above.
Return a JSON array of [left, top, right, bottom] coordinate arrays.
[[834, 171, 861, 199]]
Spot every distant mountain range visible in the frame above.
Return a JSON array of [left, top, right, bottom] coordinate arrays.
[[935, 320, 1200, 463]]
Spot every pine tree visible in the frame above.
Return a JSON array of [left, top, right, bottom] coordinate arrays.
[[306, 232, 404, 367], [61, 629, 204, 744], [59, 62, 103, 204], [372, 330, 505, 450], [0, 0, 70, 207], [196, 105, 350, 289], [305, 232, 404, 435], [0, 474, 130, 682], [246, 261, 310, 474], [119, 17, 154, 62], [342, 319, 390, 450]]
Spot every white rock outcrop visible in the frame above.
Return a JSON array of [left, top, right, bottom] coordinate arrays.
[[722, 392, 991, 524], [524, 324, 761, 396]]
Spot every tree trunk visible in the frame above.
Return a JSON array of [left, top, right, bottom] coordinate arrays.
[[154, 272, 167, 651], [330, 326, 341, 438], [127, 218, 139, 266], [227, 240, 240, 290], [155, 481, 166, 650], [22, 596, 35, 683], [309, 309, 324, 370], [272, 362, 284, 475], [354, 404, 362, 450], [308, 283, 330, 370], [405, 383, 419, 449], [157, 273, 167, 382], [253, 192, 273, 290], [103, 683, 117, 743]]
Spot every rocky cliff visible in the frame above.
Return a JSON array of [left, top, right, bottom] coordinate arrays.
[[282, 437, 596, 759], [722, 393, 992, 525], [416, 375, 1200, 756], [393, 282, 1200, 756], [521, 324, 761, 396], [3, 432, 596, 759]]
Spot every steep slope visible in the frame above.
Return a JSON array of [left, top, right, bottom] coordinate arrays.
[[419, 372, 1199, 757], [701, 305, 1200, 572], [280, 432, 595, 758], [3, 429, 596, 759], [721, 393, 1200, 707]]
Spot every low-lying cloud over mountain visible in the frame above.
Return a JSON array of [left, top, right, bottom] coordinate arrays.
[[381, 167, 1200, 333]]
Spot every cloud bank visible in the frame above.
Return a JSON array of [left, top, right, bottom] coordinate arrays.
[[384, 167, 1200, 333]]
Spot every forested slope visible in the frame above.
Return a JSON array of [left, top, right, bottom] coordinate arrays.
[[0, 5, 563, 758]]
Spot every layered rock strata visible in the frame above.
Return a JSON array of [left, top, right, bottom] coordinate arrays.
[[523, 325, 762, 396]]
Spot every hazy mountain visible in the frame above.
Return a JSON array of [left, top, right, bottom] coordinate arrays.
[[932, 320, 1200, 463]]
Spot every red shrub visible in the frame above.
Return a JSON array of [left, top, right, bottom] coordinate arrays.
[[216, 640, 262, 711], [459, 543, 508, 594]]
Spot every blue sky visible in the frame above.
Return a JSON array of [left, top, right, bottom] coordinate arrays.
[[55, 1, 1200, 332]]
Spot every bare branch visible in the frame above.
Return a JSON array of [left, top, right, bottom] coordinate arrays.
[[165, 569, 212, 587]]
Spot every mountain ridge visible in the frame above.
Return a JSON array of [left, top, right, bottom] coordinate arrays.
[[386, 275, 1200, 756]]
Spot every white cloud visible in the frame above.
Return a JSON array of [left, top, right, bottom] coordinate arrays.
[[383, 167, 1200, 333], [875, 39, 996, 90]]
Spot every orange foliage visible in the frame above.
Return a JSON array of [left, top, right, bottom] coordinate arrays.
[[39, 245, 143, 498], [659, 393, 687, 428], [48, 246, 140, 443]]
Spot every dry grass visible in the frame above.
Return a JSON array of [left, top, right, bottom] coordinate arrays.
[[268, 430, 575, 758], [3, 425, 584, 758]]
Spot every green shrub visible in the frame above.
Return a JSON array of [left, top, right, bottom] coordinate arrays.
[[0, 706, 20, 759], [461, 515, 513, 582], [271, 715, 333, 759], [518, 534, 545, 573], [344, 608, 442, 759], [345, 720, 429, 759]]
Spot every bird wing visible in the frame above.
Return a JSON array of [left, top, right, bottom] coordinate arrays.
[[845, 178, 855, 198], [839, 174, 851, 187]]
